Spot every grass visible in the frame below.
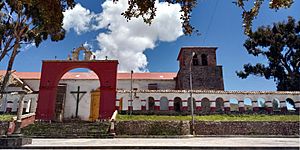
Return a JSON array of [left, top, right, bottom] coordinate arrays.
[[117, 114, 300, 122], [0, 114, 14, 121]]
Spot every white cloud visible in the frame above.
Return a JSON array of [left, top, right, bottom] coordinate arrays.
[[63, 4, 100, 34], [63, 1, 183, 72]]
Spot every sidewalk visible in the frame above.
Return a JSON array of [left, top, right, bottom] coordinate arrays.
[[22, 137, 300, 149]]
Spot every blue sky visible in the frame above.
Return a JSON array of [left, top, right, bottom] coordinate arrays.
[[0, 0, 299, 91]]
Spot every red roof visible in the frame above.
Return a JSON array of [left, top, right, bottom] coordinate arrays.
[[0, 70, 176, 80]]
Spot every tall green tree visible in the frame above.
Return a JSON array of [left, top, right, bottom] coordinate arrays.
[[237, 17, 300, 91], [0, 0, 74, 98]]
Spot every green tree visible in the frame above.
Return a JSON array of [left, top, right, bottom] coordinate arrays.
[[236, 17, 300, 91], [0, 0, 74, 98], [114, 0, 294, 35]]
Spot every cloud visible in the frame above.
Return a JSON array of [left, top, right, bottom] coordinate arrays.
[[63, 1, 183, 72], [63, 4, 100, 34]]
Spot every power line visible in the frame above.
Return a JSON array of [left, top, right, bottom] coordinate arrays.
[[202, 0, 220, 44]]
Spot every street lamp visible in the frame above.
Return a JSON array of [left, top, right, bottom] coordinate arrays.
[[130, 70, 133, 115], [190, 52, 195, 135]]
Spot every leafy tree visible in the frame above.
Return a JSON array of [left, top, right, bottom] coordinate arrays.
[[234, 0, 294, 35], [237, 17, 300, 91], [0, 0, 74, 98], [114, 0, 294, 35]]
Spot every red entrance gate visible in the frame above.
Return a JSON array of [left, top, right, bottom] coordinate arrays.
[[36, 60, 118, 120]]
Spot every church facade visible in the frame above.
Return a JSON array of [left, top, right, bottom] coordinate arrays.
[[0, 46, 299, 121]]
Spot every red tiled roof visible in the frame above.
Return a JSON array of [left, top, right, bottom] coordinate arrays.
[[0, 70, 177, 80]]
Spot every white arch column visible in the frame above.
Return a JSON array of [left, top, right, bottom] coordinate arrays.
[[210, 99, 216, 112], [238, 99, 245, 113], [224, 100, 230, 113], [141, 99, 146, 110], [181, 99, 188, 111], [252, 99, 259, 112], [154, 99, 160, 111], [195, 99, 201, 111], [6, 100, 13, 113], [265, 100, 273, 113], [295, 101, 300, 113], [280, 100, 287, 113], [168, 99, 174, 110]]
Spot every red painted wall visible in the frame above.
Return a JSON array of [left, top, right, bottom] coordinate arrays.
[[36, 60, 118, 120]]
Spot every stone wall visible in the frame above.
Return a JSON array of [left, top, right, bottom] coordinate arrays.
[[194, 121, 299, 135], [22, 121, 110, 138], [176, 66, 224, 90], [0, 122, 9, 136], [115, 121, 299, 136], [115, 121, 190, 135]]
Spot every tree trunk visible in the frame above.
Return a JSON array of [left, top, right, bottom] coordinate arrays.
[[0, 39, 20, 100]]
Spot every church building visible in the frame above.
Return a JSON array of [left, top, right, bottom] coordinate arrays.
[[1, 46, 225, 120]]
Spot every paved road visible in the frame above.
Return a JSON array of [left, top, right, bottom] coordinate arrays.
[[22, 137, 300, 149]]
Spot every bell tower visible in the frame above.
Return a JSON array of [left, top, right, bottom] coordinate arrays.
[[175, 47, 224, 90]]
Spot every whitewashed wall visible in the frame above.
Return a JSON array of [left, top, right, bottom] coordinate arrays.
[[59, 79, 99, 120], [117, 79, 175, 90], [0, 94, 38, 113]]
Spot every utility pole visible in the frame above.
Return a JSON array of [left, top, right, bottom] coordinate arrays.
[[190, 52, 195, 135], [130, 70, 133, 115]]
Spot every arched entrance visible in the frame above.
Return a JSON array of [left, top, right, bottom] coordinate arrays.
[[174, 97, 182, 112], [36, 60, 118, 120]]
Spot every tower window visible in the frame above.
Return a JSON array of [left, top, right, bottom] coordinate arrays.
[[192, 54, 199, 66], [201, 54, 208, 66]]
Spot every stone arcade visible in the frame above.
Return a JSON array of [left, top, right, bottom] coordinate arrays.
[[0, 46, 299, 121]]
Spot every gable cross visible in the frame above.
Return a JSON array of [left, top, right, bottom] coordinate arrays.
[[70, 86, 87, 118]]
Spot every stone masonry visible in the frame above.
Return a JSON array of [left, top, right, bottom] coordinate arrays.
[[176, 47, 224, 90]]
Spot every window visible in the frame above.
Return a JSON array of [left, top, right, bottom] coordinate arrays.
[[201, 54, 208, 66], [148, 83, 158, 90], [192, 54, 199, 66]]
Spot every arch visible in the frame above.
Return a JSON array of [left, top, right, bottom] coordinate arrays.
[[215, 97, 224, 112], [257, 98, 266, 107], [257, 98, 266, 112], [229, 98, 238, 112], [272, 98, 280, 111], [192, 54, 199, 66], [201, 54, 208, 66], [188, 97, 196, 112], [201, 98, 210, 114], [244, 98, 253, 112], [72, 46, 93, 61], [36, 60, 118, 120], [174, 97, 182, 112], [160, 97, 169, 110], [286, 98, 296, 111], [148, 97, 155, 111]]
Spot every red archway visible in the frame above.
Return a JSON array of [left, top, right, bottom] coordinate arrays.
[[36, 60, 118, 120]]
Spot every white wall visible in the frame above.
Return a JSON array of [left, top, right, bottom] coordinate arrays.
[[117, 79, 175, 90], [59, 79, 99, 120], [0, 94, 38, 113]]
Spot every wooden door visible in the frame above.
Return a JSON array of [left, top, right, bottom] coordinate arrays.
[[55, 84, 67, 122], [89, 89, 100, 121]]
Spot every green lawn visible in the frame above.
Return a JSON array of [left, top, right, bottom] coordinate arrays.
[[117, 114, 300, 122], [0, 114, 14, 121]]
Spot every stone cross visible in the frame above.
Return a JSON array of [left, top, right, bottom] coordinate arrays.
[[70, 86, 87, 118]]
